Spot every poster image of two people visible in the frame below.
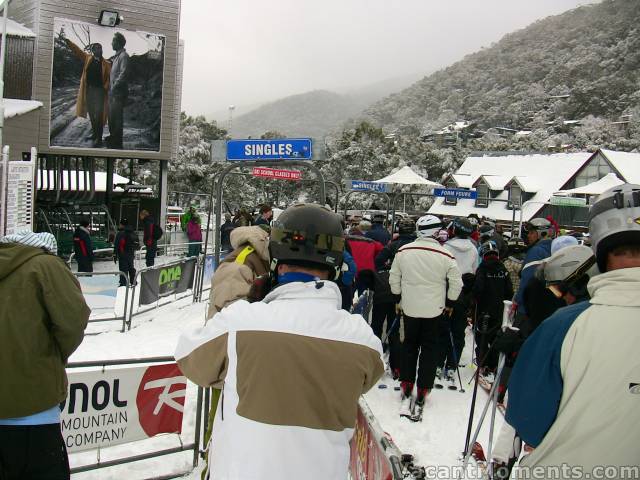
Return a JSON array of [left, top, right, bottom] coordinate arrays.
[[50, 18, 164, 152]]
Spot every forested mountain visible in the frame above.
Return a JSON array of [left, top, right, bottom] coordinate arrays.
[[365, 0, 640, 150], [230, 90, 365, 139]]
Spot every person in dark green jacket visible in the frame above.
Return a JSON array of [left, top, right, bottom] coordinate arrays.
[[0, 230, 90, 480]]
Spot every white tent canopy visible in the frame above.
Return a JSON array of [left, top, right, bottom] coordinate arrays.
[[556, 173, 624, 196], [373, 166, 442, 187]]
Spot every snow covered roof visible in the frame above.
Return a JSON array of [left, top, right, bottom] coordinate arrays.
[[4, 19, 36, 38], [3, 99, 43, 119], [600, 149, 640, 184], [37, 171, 152, 194], [451, 174, 473, 188], [475, 175, 510, 190], [556, 172, 624, 196], [428, 152, 592, 221], [374, 166, 442, 187], [511, 176, 540, 192]]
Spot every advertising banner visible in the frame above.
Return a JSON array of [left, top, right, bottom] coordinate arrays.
[[61, 363, 186, 452], [139, 258, 197, 305], [50, 18, 165, 152], [252, 167, 302, 181], [202, 255, 215, 287], [349, 405, 394, 480], [77, 274, 120, 318]]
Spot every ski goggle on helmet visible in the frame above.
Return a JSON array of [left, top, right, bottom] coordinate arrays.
[[416, 214, 443, 239], [523, 217, 554, 239], [588, 183, 640, 272]]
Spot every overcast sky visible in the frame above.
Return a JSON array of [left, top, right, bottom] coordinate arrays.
[[179, 0, 595, 119]]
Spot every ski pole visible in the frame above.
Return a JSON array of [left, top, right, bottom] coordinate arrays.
[[446, 310, 465, 393], [486, 301, 513, 477], [462, 301, 513, 470], [381, 311, 401, 345]]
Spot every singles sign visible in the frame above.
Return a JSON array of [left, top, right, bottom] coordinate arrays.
[[252, 167, 302, 181], [347, 180, 390, 193], [61, 363, 187, 452], [226, 138, 313, 161]]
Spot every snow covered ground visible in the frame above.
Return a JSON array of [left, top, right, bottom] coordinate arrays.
[[69, 289, 501, 479], [364, 330, 504, 477]]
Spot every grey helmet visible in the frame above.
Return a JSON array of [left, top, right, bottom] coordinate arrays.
[[524, 217, 554, 239], [270, 203, 345, 279], [588, 183, 640, 272], [543, 245, 597, 285]]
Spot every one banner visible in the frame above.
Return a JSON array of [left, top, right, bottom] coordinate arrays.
[[61, 363, 186, 452], [349, 404, 394, 480], [252, 167, 301, 181], [139, 258, 197, 305], [77, 274, 120, 318]]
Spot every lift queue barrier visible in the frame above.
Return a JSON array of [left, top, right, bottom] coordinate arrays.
[[64, 356, 203, 478], [74, 271, 131, 332]]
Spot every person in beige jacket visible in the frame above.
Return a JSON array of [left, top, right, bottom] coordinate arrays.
[[206, 225, 270, 320]]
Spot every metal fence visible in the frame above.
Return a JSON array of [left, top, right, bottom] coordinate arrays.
[[74, 271, 131, 332], [66, 356, 203, 478]]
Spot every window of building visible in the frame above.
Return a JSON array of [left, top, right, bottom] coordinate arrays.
[[508, 183, 522, 209], [574, 156, 614, 188], [444, 182, 457, 205], [475, 183, 489, 208]]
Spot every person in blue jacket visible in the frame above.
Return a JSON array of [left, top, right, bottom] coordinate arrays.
[[506, 184, 640, 472], [513, 217, 556, 315], [365, 213, 391, 246]]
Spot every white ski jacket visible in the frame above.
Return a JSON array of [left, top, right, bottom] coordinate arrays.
[[507, 267, 640, 475], [444, 237, 479, 275], [175, 280, 384, 480], [389, 237, 463, 318]]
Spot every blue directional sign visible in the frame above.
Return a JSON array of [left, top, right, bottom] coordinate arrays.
[[433, 187, 477, 199], [226, 138, 313, 161], [348, 180, 391, 193]]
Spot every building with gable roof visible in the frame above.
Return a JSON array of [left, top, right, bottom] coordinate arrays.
[[429, 149, 640, 229]]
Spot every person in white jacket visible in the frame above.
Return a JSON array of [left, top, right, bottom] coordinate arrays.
[[390, 214, 463, 406], [506, 183, 640, 477], [175, 204, 384, 480], [442, 218, 480, 380]]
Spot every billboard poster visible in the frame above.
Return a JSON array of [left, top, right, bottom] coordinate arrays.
[[50, 18, 165, 152], [139, 258, 197, 305], [61, 363, 186, 452]]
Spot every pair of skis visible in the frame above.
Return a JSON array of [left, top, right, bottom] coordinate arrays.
[[399, 395, 424, 422]]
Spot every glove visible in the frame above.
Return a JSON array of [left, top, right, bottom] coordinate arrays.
[[443, 307, 453, 317], [493, 327, 523, 355]]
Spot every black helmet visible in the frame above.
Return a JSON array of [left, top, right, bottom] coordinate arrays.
[[397, 217, 416, 234], [507, 236, 527, 254], [452, 218, 474, 238], [270, 203, 345, 278], [479, 224, 494, 239], [588, 183, 640, 272], [371, 212, 386, 224], [479, 240, 499, 258]]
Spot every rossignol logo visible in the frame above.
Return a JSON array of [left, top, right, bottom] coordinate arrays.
[[136, 364, 187, 437], [629, 383, 640, 394]]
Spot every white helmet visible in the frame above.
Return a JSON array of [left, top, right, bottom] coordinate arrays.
[[543, 245, 597, 285], [588, 183, 640, 272], [416, 214, 443, 239]]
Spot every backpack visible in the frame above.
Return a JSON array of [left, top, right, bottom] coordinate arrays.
[[152, 223, 163, 240]]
